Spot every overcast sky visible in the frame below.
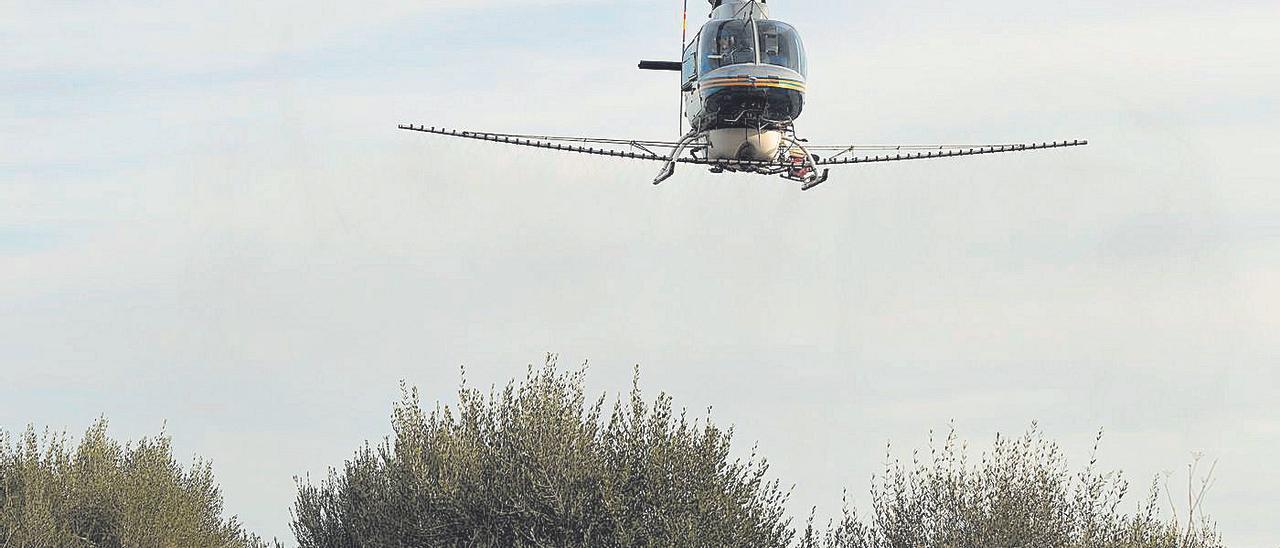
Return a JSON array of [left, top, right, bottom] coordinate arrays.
[[2, 0, 1277, 545]]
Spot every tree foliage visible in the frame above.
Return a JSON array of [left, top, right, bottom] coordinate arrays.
[[0, 418, 271, 548], [799, 424, 1224, 548], [4, 361, 1224, 548], [292, 357, 794, 547]]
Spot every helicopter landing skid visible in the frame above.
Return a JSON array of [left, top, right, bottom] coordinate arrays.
[[796, 169, 830, 190], [653, 132, 704, 185], [781, 136, 830, 190]]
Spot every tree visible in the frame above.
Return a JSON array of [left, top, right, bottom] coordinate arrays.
[[292, 356, 794, 547], [0, 418, 272, 548], [293, 356, 1226, 548], [798, 424, 1224, 548]]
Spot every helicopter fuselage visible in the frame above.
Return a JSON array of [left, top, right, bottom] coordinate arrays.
[[680, 0, 806, 161]]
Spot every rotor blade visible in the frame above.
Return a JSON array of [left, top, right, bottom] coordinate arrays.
[[680, 0, 689, 136], [814, 140, 1088, 166]]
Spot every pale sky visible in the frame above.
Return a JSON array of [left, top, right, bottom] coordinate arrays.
[[2, 1, 1277, 545]]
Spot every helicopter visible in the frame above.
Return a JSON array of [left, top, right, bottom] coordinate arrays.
[[399, 0, 1086, 191]]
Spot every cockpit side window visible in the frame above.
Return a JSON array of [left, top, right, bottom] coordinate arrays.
[[700, 20, 757, 73], [757, 21, 806, 76], [682, 35, 698, 83]]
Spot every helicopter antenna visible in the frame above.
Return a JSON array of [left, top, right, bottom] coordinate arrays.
[[679, 0, 688, 135]]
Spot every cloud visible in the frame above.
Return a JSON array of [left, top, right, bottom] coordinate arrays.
[[0, 0, 605, 71]]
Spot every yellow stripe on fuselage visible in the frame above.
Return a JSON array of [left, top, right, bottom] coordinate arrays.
[[700, 77, 806, 93]]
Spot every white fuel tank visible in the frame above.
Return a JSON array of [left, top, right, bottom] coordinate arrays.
[[706, 128, 783, 162]]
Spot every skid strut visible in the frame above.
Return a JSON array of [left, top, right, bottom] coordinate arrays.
[[781, 136, 830, 190], [653, 132, 704, 185]]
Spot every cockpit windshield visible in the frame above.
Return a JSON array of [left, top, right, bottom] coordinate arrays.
[[700, 21, 756, 73], [699, 19, 806, 77], [757, 21, 805, 76]]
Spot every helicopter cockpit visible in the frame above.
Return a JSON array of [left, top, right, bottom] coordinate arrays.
[[757, 21, 805, 75], [699, 19, 806, 76]]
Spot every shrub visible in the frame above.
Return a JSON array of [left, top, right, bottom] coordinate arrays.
[[291, 356, 794, 547], [799, 424, 1224, 548], [0, 418, 272, 548]]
